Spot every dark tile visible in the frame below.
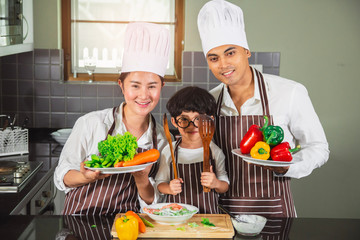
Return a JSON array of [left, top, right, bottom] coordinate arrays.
[[2, 79, 17, 95], [34, 97, 49, 112], [2, 96, 17, 111], [1, 54, 17, 64], [38, 157, 50, 171], [193, 83, 208, 91], [160, 98, 169, 114], [34, 49, 50, 64], [18, 64, 34, 80], [50, 82, 65, 96], [98, 84, 114, 97], [182, 52, 193, 67], [19, 96, 33, 111], [114, 97, 124, 107], [35, 113, 50, 128], [35, 143, 50, 156], [51, 98, 65, 112], [50, 49, 61, 64], [209, 83, 219, 91], [50, 65, 61, 80], [182, 67, 192, 82], [152, 113, 161, 126], [209, 70, 219, 83], [66, 113, 82, 128], [248, 53, 256, 64], [35, 65, 50, 80], [114, 85, 122, 97], [161, 85, 177, 98], [152, 101, 161, 114], [193, 68, 208, 83], [66, 83, 81, 97], [82, 84, 97, 97], [257, 52, 273, 67], [18, 51, 33, 64], [51, 113, 66, 128], [51, 157, 59, 167], [97, 98, 114, 110], [1, 63, 17, 79], [18, 113, 33, 128], [193, 52, 207, 67], [81, 98, 97, 113], [67, 98, 81, 112], [18, 80, 34, 95], [273, 52, 280, 67], [263, 67, 279, 76], [34, 81, 50, 96]]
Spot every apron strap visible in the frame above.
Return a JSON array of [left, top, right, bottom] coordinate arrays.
[[105, 106, 118, 139]]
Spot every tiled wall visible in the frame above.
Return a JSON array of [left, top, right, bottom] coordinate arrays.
[[0, 49, 280, 129]]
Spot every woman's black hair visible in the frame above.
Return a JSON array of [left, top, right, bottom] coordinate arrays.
[[166, 86, 216, 118]]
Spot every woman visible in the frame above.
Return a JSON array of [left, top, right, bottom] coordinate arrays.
[[54, 22, 170, 215]]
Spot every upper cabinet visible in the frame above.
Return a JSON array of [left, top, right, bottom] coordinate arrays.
[[0, 0, 34, 57]]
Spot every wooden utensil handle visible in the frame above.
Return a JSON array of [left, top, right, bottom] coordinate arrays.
[[203, 144, 211, 192], [169, 144, 178, 179]]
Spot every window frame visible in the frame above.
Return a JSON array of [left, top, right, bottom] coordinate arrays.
[[61, 0, 184, 82]]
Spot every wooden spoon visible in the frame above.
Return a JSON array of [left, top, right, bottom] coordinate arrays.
[[163, 113, 178, 179], [198, 114, 215, 192]]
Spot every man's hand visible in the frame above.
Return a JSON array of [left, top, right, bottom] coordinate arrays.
[[251, 163, 289, 175]]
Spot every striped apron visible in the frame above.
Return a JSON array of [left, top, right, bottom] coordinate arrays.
[[165, 137, 219, 214], [214, 69, 296, 218], [63, 107, 159, 215]]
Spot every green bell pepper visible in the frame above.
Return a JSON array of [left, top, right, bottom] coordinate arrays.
[[262, 116, 284, 146]]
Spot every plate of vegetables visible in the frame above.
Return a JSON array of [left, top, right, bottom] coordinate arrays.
[[232, 116, 300, 167], [84, 132, 160, 174], [143, 203, 199, 225]]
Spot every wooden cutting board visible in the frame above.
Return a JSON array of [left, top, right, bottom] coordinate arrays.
[[111, 214, 234, 239]]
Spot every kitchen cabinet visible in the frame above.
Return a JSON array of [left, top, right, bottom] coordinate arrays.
[[0, 0, 34, 57]]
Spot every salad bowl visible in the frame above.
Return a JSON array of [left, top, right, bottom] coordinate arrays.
[[143, 203, 198, 225]]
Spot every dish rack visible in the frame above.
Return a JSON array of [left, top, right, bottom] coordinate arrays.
[[0, 127, 29, 157]]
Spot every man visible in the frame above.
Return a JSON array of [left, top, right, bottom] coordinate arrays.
[[197, 0, 329, 218]]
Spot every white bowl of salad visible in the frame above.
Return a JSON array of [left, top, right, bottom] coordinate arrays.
[[143, 203, 199, 225]]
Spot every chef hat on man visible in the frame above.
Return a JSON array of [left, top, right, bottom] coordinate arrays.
[[122, 22, 170, 77], [197, 0, 249, 56]]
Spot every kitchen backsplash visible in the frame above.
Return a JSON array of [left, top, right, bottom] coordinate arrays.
[[0, 49, 280, 129]]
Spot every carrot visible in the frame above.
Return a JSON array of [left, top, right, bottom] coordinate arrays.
[[125, 210, 146, 233], [114, 162, 124, 167], [122, 149, 160, 167]]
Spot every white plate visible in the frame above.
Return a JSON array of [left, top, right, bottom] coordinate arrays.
[[232, 149, 294, 167], [84, 161, 155, 174], [143, 203, 199, 225]]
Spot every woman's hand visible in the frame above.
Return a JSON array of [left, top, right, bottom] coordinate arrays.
[[169, 178, 183, 195], [80, 162, 110, 182]]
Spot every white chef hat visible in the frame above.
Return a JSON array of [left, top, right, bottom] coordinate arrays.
[[121, 22, 170, 77], [197, 0, 249, 56]]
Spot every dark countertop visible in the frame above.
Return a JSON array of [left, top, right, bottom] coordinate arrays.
[[0, 215, 359, 240], [0, 128, 62, 215]]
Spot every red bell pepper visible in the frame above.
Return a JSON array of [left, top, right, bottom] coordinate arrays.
[[240, 117, 269, 154], [270, 142, 301, 162]]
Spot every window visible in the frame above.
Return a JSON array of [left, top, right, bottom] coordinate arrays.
[[61, 0, 184, 82]]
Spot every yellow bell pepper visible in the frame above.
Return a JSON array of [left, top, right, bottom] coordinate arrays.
[[250, 141, 270, 160], [116, 215, 139, 240]]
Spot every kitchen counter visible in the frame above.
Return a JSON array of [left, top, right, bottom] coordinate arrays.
[[0, 128, 62, 215], [0, 215, 359, 240]]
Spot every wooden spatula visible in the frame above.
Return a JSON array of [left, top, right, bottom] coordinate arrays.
[[198, 114, 215, 193], [163, 113, 178, 179]]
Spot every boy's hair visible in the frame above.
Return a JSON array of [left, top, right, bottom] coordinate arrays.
[[166, 86, 216, 118]]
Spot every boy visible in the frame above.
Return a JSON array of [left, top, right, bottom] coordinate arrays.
[[155, 86, 229, 213]]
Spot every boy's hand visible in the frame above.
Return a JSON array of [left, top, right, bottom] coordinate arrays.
[[201, 166, 218, 189], [169, 178, 183, 195]]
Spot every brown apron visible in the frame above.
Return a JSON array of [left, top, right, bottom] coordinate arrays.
[[214, 69, 296, 218], [63, 107, 159, 215], [165, 137, 219, 214]]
